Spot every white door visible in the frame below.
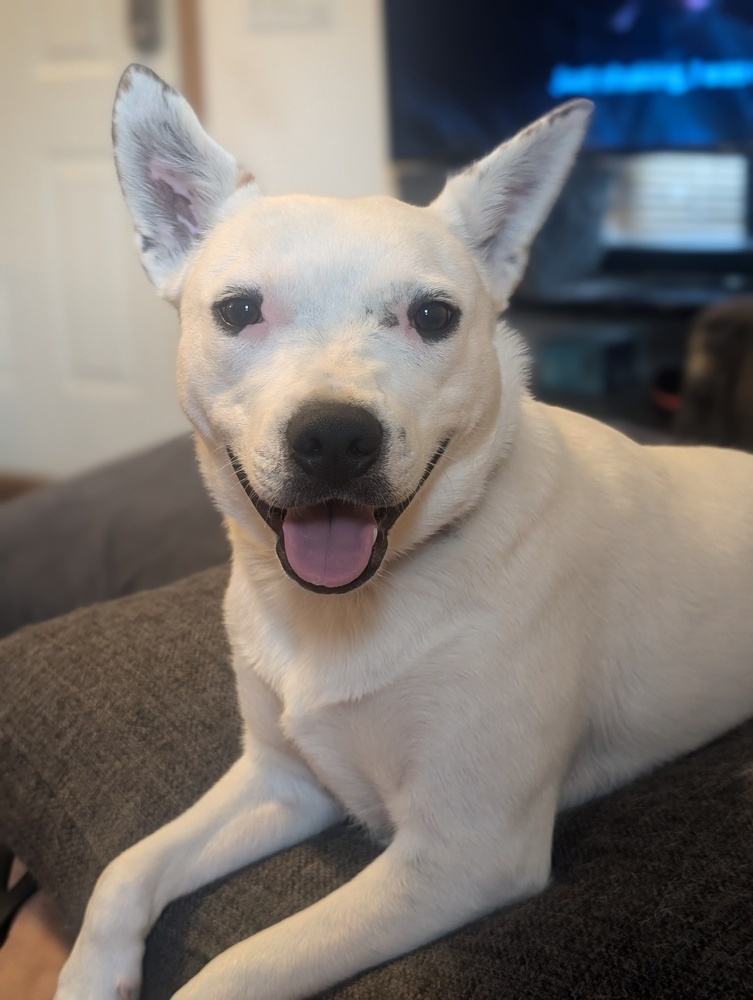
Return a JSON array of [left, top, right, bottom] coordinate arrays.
[[0, 0, 188, 478]]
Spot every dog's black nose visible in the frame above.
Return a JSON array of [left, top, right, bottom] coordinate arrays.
[[286, 401, 383, 486]]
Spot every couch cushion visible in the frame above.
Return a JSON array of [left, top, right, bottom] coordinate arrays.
[[1, 567, 752, 999], [0, 435, 228, 638]]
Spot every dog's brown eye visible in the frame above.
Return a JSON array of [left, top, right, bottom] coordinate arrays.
[[411, 300, 459, 341], [214, 297, 263, 333]]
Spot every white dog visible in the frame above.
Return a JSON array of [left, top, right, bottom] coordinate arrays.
[[55, 65, 753, 1000]]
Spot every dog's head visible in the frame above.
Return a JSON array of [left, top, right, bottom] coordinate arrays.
[[112, 66, 591, 594]]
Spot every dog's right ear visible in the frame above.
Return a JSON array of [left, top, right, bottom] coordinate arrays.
[[112, 64, 258, 301], [430, 100, 593, 308]]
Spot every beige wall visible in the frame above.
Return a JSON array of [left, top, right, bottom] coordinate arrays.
[[199, 0, 392, 198]]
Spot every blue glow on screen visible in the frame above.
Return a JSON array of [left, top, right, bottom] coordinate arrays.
[[386, 2, 753, 158], [550, 59, 753, 98]]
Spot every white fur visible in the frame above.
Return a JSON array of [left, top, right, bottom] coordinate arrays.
[[55, 66, 753, 1000]]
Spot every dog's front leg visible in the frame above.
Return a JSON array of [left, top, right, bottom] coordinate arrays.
[[170, 797, 556, 1000], [54, 748, 343, 1000]]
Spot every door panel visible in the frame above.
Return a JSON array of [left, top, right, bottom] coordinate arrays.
[[0, 0, 188, 477]]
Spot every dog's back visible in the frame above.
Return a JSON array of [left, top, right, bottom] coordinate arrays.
[[523, 401, 753, 805]]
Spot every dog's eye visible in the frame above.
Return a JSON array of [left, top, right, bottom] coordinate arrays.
[[411, 300, 459, 341], [214, 297, 263, 333]]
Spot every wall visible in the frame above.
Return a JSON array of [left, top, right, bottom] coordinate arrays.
[[198, 0, 392, 198]]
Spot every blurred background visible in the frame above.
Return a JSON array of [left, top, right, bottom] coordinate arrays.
[[1, 0, 752, 484]]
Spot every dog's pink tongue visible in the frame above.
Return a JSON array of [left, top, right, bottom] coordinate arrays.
[[282, 504, 378, 589]]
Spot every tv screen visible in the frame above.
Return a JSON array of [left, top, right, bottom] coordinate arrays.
[[386, 0, 753, 162]]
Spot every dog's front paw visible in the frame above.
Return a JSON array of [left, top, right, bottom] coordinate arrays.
[[53, 933, 143, 1000], [54, 984, 140, 1000], [54, 968, 141, 1000]]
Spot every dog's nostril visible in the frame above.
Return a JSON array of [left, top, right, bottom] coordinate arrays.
[[296, 434, 324, 457], [348, 437, 376, 457], [287, 401, 383, 486]]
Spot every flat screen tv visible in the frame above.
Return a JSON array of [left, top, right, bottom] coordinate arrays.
[[385, 0, 753, 163]]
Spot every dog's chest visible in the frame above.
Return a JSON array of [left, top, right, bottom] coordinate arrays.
[[232, 568, 478, 836], [281, 692, 413, 839]]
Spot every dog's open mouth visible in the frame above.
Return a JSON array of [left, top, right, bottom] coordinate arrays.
[[227, 441, 448, 595], [281, 502, 379, 591]]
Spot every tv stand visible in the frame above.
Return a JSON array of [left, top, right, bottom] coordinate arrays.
[[524, 267, 753, 311], [505, 156, 753, 436], [507, 293, 701, 439]]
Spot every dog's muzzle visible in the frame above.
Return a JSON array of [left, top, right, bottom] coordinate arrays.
[[227, 402, 448, 595]]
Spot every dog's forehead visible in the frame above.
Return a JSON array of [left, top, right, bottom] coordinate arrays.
[[195, 193, 474, 297]]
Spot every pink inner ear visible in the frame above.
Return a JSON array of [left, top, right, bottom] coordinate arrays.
[[148, 159, 194, 200], [148, 159, 204, 237]]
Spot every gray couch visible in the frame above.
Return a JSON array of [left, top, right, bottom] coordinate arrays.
[[1, 435, 752, 998]]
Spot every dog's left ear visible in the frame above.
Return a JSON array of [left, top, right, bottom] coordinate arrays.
[[112, 64, 258, 301], [431, 100, 593, 306]]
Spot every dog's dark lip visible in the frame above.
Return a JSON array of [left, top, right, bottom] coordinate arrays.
[[226, 439, 450, 594]]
